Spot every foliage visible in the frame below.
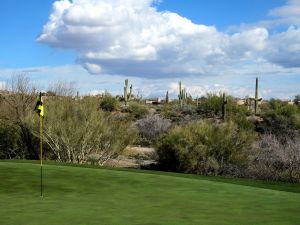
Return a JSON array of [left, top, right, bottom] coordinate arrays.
[[126, 102, 148, 119], [258, 99, 300, 141], [0, 74, 39, 159], [196, 93, 223, 118], [294, 94, 300, 105], [161, 103, 197, 123], [99, 94, 118, 112], [134, 113, 171, 146], [248, 134, 300, 183], [156, 120, 256, 175], [161, 103, 183, 122], [27, 97, 136, 165], [47, 80, 76, 96], [0, 120, 22, 159], [196, 93, 252, 129]]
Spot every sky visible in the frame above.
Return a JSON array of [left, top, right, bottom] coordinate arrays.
[[0, 0, 299, 99]]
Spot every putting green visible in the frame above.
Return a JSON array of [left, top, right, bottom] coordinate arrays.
[[0, 162, 300, 225]]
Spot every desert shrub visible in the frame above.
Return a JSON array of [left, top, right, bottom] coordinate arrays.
[[99, 94, 118, 112], [27, 97, 136, 165], [161, 104, 183, 122], [232, 113, 255, 131], [161, 103, 198, 124], [0, 120, 23, 159], [258, 99, 300, 142], [0, 74, 41, 159], [196, 93, 222, 118], [126, 102, 148, 119], [294, 95, 300, 105], [156, 120, 256, 175], [180, 104, 197, 115], [134, 114, 171, 146], [0, 119, 40, 160], [196, 93, 251, 124], [267, 99, 299, 119], [248, 134, 300, 183]]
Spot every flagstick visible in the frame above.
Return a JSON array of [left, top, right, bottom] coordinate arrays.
[[40, 115, 43, 198]]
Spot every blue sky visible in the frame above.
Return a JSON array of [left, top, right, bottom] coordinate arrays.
[[0, 0, 74, 68], [0, 0, 299, 99], [157, 0, 285, 28]]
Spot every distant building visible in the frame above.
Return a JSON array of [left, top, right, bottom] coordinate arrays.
[[281, 99, 294, 105], [145, 98, 162, 105], [236, 99, 246, 105]]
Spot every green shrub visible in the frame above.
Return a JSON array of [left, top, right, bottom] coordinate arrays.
[[156, 120, 255, 175], [259, 99, 300, 141], [196, 93, 251, 120], [0, 120, 23, 159], [99, 95, 118, 112], [127, 102, 148, 119], [26, 97, 136, 164], [196, 93, 222, 118], [161, 104, 184, 122]]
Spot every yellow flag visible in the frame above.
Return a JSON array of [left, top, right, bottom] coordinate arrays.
[[35, 92, 44, 118]]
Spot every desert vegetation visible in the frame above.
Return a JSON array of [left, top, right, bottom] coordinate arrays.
[[0, 74, 300, 182]]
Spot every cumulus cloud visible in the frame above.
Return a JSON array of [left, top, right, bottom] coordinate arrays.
[[268, 0, 300, 26], [227, 28, 268, 58], [89, 89, 105, 96], [82, 62, 102, 74], [168, 82, 228, 98], [38, 0, 271, 78], [265, 26, 300, 67]]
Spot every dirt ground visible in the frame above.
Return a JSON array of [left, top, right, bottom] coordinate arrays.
[[106, 146, 157, 168]]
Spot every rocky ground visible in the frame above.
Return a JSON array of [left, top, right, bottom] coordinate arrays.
[[106, 146, 158, 168]]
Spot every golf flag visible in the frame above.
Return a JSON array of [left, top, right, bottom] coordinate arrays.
[[35, 92, 44, 117], [35, 92, 44, 197]]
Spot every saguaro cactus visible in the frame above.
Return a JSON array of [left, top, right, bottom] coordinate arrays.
[[124, 79, 133, 106], [165, 91, 169, 104], [178, 81, 183, 106], [253, 77, 262, 115], [178, 81, 187, 106], [222, 92, 228, 121]]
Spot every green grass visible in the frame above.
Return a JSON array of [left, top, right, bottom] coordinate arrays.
[[0, 161, 300, 225]]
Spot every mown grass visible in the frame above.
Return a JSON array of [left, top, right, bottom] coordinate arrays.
[[0, 161, 300, 225]]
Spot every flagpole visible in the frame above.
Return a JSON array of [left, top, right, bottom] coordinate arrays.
[[40, 114, 43, 197], [35, 92, 44, 198]]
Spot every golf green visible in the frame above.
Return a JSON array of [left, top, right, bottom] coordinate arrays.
[[0, 161, 300, 225]]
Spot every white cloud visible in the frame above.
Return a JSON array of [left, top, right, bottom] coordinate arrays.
[[227, 28, 268, 58], [89, 90, 105, 96], [265, 26, 300, 67], [30, 0, 300, 100], [38, 0, 272, 78], [167, 82, 226, 98], [0, 64, 299, 99], [268, 0, 300, 26], [82, 62, 102, 74]]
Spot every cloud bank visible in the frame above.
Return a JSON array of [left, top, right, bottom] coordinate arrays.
[[268, 0, 300, 26], [37, 0, 300, 78]]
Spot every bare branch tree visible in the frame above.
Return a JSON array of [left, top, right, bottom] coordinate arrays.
[[248, 134, 300, 182], [47, 81, 76, 97], [0, 73, 39, 159]]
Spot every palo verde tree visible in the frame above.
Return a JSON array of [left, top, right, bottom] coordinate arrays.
[[27, 96, 135, 164]]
